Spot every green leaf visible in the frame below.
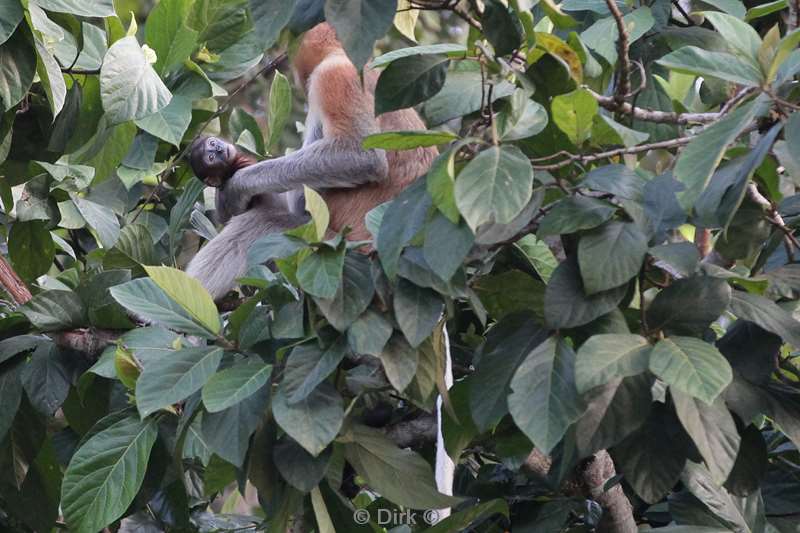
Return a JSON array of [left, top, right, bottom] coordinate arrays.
[[268, 70, 292, 149], [421, 67, 515, 126], [672, 390, 740, 485], [0, 28, 36, 112], [19, 290, 85, 331], [376, 178, 432, 278], [455, 145, 534, 231], [674, 98, 767, 209], [498, 92, 548, 141], [136, 347, 223, 417], [71, 195, 121, 248], [482, 0, 522, 56], [247, 233, 308, 265], [537, 196, 616, 237], [649, 337, 732, 405], [575, 334, 652, 393], [474, 270, 545, 321], [427, 149, 459, 224], [375, 54, 449, 115], [657, 46, 763, 86], [297, 246, 345, 299], [202, 358, 272, 413], [422, 499, 509, 532], [100, 36, 172, 124], [20, 342, 71, 415], [315, 253, 374, 331], [730, 290, 800, 347], [274, 438, 331, 493], [0, 359, 23, 441], [325, 0, 398, 70], [348, 310, 393, 356], [646, 276, 732, 335], [8, 220, 55, 281], [342, 424, 461, 508], [145, 0, 198, 74], [62, 415, 158, 533], [110, 278, 217, 338], [745, 0, 787, 21], [282, 339, 348, 404], [303, 185, 330, 240], [371, 43, 466, 67], [362, 130, 459, 150], [0, 0, 22, 46], [134, 95, 192, 146], [248, 0, 295, 50], [380, 333, 420, 392], [202, 384, 269, 467], [551, 87, 598, 145], [423, 214, 474, 281], [35, 0, 115, 16], [144, 265, 221, 335], [394, 279, 444, 348], [544, 257, 628, 329], [34, 36, 66, 118], [702, 12, 762, 65], [273, 382, 344, 456], [508, 337, 586, 454], [470, 313, 550, 431], [578, 221, 648, 295]]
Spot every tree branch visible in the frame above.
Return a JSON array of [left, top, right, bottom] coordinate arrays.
[[588, 89, 721, 124], [747, 183, 800, 250], [0, 256, 32, 305], [605, 0, 631, 106]]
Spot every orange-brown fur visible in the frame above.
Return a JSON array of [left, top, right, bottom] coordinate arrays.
[[295, 24, 438, 241]]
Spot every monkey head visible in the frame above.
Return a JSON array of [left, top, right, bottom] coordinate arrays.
[[189, 136, 239, 187]]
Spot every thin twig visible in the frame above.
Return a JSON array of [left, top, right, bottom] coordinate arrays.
[[588, 88, 721, 124], [605, 0, 631, 105], [747, 183, 800, 249]]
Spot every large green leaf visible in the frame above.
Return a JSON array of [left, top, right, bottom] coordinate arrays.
[[19, 290, 86, 331], [247, 233, 308, 265], [268, 70, 292, 148], [202, 384, 269, 466], [33, 35, 66, 118], [730, 291, 800, 346], [202, 358, 272, 413], [135, 347, 223, 417], [273, 438, 331, 493], [371, 43, 466, 67], [297, 246, 345, 299], [110, 278, 217, 338], [374, 54, 449, 115], [272, 382, 344, 456], [394, 279, 444, 348], [646, 276, 732, 335], [100, 36, 172, 124], [134, 95, 192, 146], [61, 415, 158, 533], [0, 359, 23, 441], [325, 0, 397, 70], [672, 390, 740, 485], [248, 0, 296, 49], [145, 0, 198, 74], [551, 88, 598, 145], [71, 195, 121, 248], [342, 424, 461, 509], [36, 0, 115, 16], [575, 334, 652, 392], [380, 333, 420, 392], [144, 266, 221, 335], [544, 257, 628, 329], [0, 28, 36, 112], [674, 98, 767, 208], [0, 0, 22, 46], [348, 310, 393, 356], [508, 337, 586, 454], [281, 339, 348, 404], [657, 46, 763, 86], [423, 214, 474, 282], [702, 12, 762, 65], [470, 313, 550, 431], [537, 196, 616, 237], [8, 220, 55, 281], [578, 221, 648, 295], [455, 145, 534, 231], [649, 337, 732, 405], [20, 342, 71, 415], [363, 130, 459, 150], [315, 254, 374, 331]]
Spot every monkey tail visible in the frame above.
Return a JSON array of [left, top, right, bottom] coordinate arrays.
[[434, 323, 455, 521]]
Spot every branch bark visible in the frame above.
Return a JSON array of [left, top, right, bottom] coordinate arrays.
[[605, 0, 631, 105], [0, 256, 32, 305]]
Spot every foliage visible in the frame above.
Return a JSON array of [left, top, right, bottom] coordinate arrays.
[[1, 0, 800, 532]]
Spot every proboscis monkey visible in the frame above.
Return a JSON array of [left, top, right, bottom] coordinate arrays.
[[185, 22, 454, 512]]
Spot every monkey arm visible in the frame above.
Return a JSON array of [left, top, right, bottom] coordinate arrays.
[[219, 138, 388, 217]]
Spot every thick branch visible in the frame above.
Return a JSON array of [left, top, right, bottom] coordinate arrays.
[[605, 0, 631, 105], [582, 451, 637, 533], [0, 256, 32, 305], [384, 415, 437, 448]]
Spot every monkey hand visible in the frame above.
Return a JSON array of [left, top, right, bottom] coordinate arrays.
[[218, 172, 252, 217]]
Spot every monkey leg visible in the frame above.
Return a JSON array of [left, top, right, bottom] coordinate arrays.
[[186, 206, 305, 300]]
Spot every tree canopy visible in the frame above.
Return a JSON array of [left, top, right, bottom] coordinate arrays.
[[2, 0, 800, 532]]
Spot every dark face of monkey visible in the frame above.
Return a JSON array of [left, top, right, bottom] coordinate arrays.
[[189, 136, 239, 187]]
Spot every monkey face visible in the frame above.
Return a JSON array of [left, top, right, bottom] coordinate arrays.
[[190, 136, 236, 187]]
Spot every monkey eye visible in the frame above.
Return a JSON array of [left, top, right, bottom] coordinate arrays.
[[208, 154, 215, 163]]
